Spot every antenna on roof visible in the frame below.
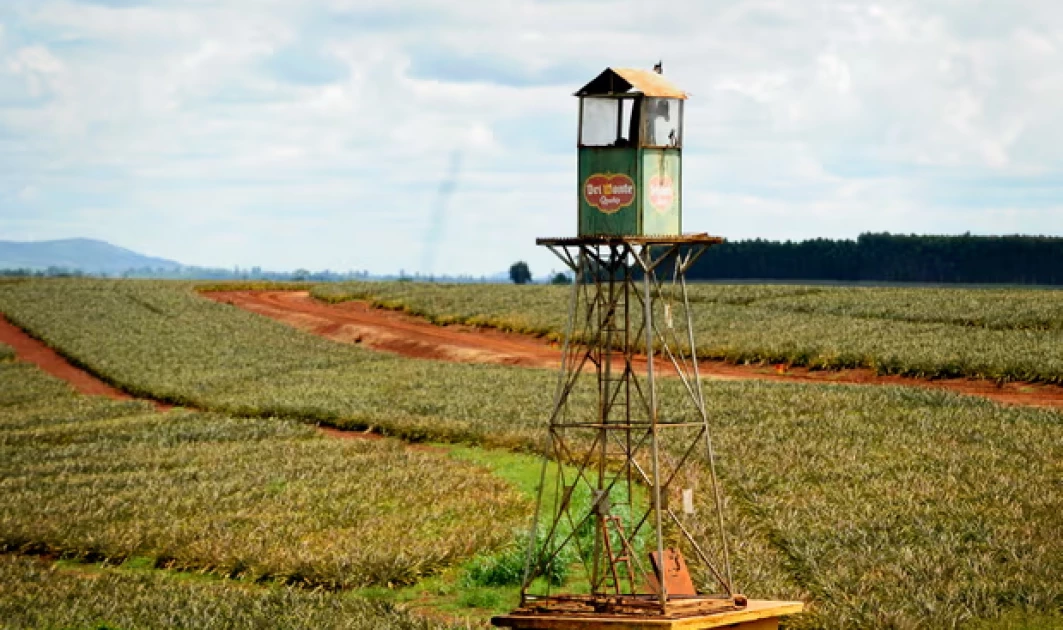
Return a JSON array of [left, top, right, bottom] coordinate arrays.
[[653, 60, 663, 74]]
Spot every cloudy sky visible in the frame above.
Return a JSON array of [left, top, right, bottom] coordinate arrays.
[[1, 0, 1062, 276]]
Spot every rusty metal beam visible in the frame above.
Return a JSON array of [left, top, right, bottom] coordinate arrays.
[[521, 239, 739, 613]]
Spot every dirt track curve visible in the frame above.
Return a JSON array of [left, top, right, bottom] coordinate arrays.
[[207, 290, 1063, 410], [0, 315, 151, 403], [209, 290, 575, 369], [0, 312, 389, 442]]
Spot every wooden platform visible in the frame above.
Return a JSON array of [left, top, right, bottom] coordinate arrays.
[[491, 599, 804, 629], [536, 234, 725, 247]]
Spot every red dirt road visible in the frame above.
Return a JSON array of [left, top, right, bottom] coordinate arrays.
[[0, 313, 427, 443], [0, 313, 372, 438], [208, 290, 573, 369], [0, 314, 143, 402], [207, 290, 1063, 410]]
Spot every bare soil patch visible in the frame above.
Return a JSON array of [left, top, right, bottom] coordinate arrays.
[[316, 426, 383, 441], [206, 290, 1063, 410]]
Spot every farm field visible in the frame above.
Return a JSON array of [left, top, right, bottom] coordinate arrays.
[[0, 279, 559, 448], [311, 281, 1063, 384], [0, 554, 444, 630], [0, 313, 142, 401], [0, 356, 525, 592], [218, 288, 1063, 409], [0, 279, 1062, 628]]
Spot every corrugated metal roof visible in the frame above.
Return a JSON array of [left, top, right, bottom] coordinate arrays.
[[575, 67, 688, 99], [612, 68, 687, 99]]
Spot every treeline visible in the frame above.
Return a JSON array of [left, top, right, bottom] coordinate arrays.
[[689, 233, 1063, 285]]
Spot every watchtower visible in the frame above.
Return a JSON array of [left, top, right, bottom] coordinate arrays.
[[576, 67, 685, 238], [492, 66, 803, 630]]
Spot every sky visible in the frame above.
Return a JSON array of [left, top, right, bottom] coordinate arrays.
[[1, 0, 1062, 276]]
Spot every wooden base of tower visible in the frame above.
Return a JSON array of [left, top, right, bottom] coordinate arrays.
[[492, 599, 803, 629]]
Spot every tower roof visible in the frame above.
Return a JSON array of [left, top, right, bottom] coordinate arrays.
[[575, 67, 688, 99]]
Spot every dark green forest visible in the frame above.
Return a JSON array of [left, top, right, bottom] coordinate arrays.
[[688, 233, 1063, 285]]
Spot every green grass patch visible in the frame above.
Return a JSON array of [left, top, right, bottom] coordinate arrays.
[[444, 444, 557, 507], [354, 567, 521, 625]]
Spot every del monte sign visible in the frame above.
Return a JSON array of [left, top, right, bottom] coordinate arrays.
[[584, 173, 636, 214]]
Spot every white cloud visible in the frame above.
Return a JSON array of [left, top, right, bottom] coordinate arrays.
[[16, 185, 37, 201], [816, 53, 851, 95], [8, 45, 64, 97], [1, 0, 1062, 275]]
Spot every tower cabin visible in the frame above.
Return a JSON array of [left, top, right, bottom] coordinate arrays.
[[576, 66, 686, 237]]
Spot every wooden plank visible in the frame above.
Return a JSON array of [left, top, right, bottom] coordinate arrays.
[[536, 234, 724, 247], [492, 599, 804, 629]]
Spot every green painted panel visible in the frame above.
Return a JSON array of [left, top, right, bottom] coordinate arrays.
[[578, 148, 639, 236], [640, 149, 681, 236]]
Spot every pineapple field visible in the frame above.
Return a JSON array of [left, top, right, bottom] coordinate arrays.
[[311, 281, 1063, 383], [0, 278, 1061, 628]]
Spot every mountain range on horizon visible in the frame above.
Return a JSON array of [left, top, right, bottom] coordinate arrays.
[[0, 238, 183, 275], [0, 238, 507, 281]]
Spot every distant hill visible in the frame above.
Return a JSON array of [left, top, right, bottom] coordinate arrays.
[[0, 238, 182, 275]]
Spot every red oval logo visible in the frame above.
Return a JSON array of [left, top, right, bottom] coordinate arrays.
[[584, 173, 636, 214], [649, 175, 674, 212]]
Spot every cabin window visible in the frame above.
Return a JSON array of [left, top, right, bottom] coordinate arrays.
[[580, 97, 642, 147], [580, 97, 619, 147], [642, 98, 682, 147]]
